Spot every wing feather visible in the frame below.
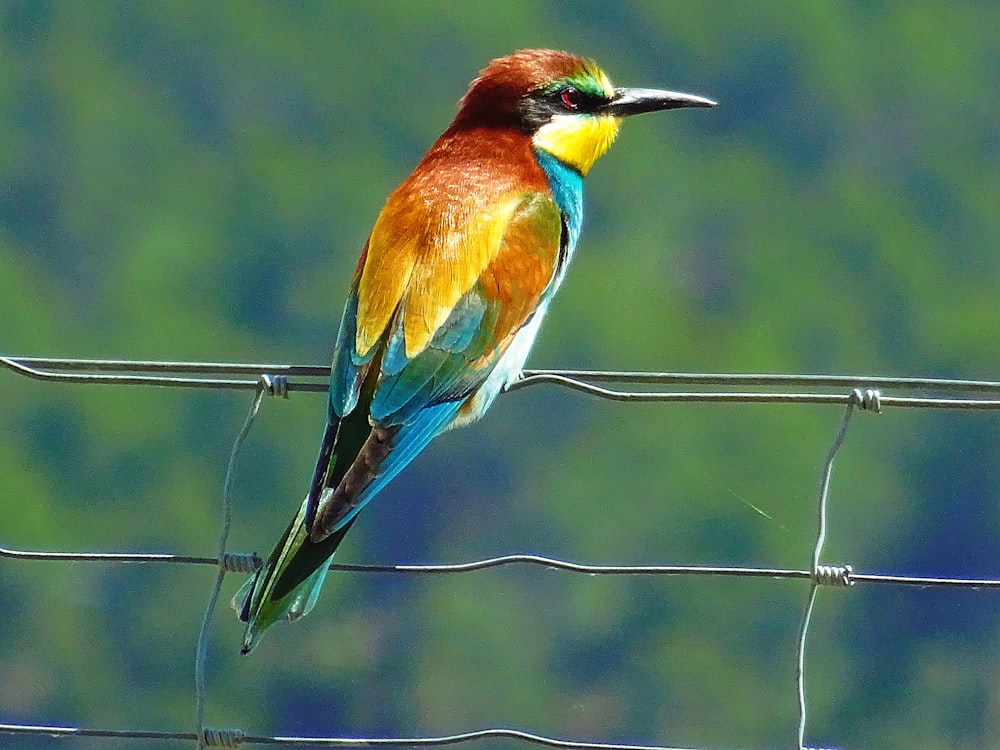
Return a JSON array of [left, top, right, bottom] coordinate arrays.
[[344, 184, 561, 413]]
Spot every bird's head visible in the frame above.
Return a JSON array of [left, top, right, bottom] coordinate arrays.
[[452, 49, 716, 176]]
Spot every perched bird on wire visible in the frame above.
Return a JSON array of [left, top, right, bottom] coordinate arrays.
[[234, 48, 715, 653]]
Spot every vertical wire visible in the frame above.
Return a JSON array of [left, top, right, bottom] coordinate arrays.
[[795, 394, 859, 750], [194, 379, 268, 748]]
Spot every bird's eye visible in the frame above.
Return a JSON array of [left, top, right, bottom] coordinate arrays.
[[560, 86, 583, 110]]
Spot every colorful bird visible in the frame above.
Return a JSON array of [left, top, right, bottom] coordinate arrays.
[[234, 49, 714, 653]]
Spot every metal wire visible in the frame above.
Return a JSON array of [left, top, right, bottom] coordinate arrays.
[[3, 354, 1000, 750], [796, 392, 862, 750], [196, 378, 270, 748], [0, 721, 741, 749], [0, 721, 846, 750], [3, 355, 1000, 407], [6, 543, 1000, 587]]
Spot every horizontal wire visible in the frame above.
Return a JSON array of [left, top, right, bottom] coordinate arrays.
[[848, 571, 1000, 587], [8, 356, 1000, 391], [3, 542, 999, 588], [0, 355, 312, 392], [512, 375, 1000, 409], [0, 721, 800, 749], [3, 357, 330, 376], [524, 369, 1000, 391], [0, 723, 195, 742], [0, 543, 216, 565], [3, 355, 1000, 408], [328, 557, 810, 577]]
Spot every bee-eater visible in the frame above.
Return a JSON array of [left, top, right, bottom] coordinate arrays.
[[234, 49, 714, 653]]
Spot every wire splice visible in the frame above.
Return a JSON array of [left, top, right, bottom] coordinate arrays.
[[812, 564, 854, 587], [260, 373, 290, 399], [201, 727, 246, 747], [221, 553, 262, 574]]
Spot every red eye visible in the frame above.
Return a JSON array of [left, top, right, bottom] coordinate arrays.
[[560, 86, 582, 110]]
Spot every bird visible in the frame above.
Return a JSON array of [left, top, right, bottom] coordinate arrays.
[[233, 48, 715, 653]]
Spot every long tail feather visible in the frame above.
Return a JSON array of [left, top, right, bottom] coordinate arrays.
[[233, 408, 368, 654], [304, 417, 338, 533], [236, 373, 467, 653], [233, 492, 358, 654]]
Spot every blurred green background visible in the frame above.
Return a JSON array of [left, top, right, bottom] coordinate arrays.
[[2, 2, 999, 749]]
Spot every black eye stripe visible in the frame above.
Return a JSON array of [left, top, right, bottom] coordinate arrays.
[[519, 84, 610, 132]]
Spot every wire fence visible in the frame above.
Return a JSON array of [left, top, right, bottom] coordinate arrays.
[[2, 354, 1000, 750]]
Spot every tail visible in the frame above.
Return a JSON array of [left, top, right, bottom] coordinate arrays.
[[233, 492, 358, 654], [234, 398, 466, 654], [234, 414, 367, 655]]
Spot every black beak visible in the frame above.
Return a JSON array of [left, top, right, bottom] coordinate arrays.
[[604, 87, 717, 117]]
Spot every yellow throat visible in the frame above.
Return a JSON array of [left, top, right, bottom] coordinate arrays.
[[532, 113, 621, 176]]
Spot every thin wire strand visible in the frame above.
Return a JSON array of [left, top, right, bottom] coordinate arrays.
[[523, 369, 1000, 391], [4, 355, 1000, 408], [0, 544, 217, 564], [510, 373, 1000, 410], [5, 543, 1000, 587], [0, 721, 733, 749], [0, 723, 198, 741], [7, 356, 1000, 391], [795, 392, 863, 750], [0, 355, 281, 391], [195, 379, 268, 747]]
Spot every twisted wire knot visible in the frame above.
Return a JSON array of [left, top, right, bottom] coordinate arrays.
[[849, 387, 881, 413], [812, 563, 854, 587], [259, 373, 289, 398], [221, 552, 262, 574], [200, 727, 246, 747]]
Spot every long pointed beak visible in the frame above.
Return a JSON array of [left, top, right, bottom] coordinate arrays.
[[604, 87, 717, 117]]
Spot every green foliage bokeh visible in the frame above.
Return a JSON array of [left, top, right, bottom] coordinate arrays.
[[2, 3, 999, 749]]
